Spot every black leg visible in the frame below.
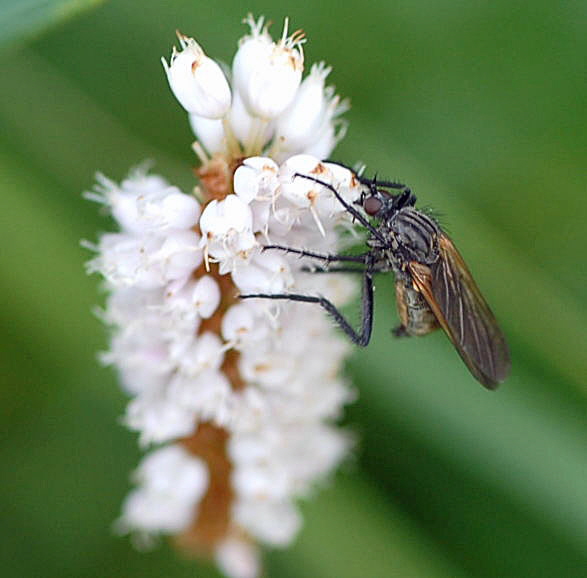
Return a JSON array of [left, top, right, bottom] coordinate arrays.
[[392, 325, 410, 337], [357, 177, 416, 209], [301, 265, 367, 274], [293, 173, 386, 244], [324, 160, 410, 192], [240, 268, 375, 347], [263, 244, 368, 264], [300, 264, 388, 274], [322, 159, 356, 172], [320, 160, 414, 206], [361, 177, 409, 191]]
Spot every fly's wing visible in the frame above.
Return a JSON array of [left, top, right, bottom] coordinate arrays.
[[408, 235, 510, 389]]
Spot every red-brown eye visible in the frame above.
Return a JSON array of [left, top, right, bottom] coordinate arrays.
[[364, 196, 382, 216]]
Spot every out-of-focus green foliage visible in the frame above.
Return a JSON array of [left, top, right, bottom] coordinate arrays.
[[1, 1, 585, 577], [0, 0, 106, 52]]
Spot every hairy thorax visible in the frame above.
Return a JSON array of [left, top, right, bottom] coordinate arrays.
[[368, 207, 440, 275]]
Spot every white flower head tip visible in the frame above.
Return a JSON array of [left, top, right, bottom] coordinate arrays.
[[233, 16, 305, 119], [162, 32, 232, 118]]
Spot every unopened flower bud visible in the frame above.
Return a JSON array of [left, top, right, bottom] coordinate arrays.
[[232, 17, 304, 119], [162, 34, 231, 118], [275, 62, 331, 151]]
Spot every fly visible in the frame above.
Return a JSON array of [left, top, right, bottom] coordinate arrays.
[[240, 170, 511, 389]]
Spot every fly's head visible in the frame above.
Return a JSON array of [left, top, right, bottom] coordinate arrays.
[[355, 180, 416, 223]]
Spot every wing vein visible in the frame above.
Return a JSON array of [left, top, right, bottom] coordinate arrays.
[[409, 234, 510, 388]]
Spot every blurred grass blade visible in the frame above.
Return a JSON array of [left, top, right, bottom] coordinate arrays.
[[0, 49, 188, 189], [0, 0, 106, 53], [268, 473, 467, 578], [359, 349, 587, 550], [0, 143, 104, 381]]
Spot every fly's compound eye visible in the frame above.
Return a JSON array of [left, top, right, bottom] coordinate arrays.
[[364, 196, 383, 216]]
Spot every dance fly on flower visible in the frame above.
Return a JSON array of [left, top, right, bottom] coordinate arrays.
[[241, 171, 511, 389]]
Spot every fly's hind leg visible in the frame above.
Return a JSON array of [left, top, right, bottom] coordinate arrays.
[[392, 325, 411, 338]]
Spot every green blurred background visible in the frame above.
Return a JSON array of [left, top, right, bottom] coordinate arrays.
[[1, 1, 585, 577]]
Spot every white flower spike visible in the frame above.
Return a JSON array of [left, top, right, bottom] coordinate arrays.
[[88, 15, 357, 578]]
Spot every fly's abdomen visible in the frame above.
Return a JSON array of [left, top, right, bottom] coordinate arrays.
[[394, 279, 439, 336]]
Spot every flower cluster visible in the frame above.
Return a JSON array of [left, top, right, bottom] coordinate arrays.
[[87, 15, 361, 578]]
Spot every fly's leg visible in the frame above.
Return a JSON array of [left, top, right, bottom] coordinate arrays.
[[240, 266, 375, 347], [262, 244, 368, 264]]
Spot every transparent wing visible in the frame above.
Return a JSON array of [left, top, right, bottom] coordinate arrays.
[[408, 235, 510, 389]]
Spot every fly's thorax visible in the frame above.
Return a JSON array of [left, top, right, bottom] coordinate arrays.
[[387, 207, 439, 264], [365, 231, 400, 272]]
